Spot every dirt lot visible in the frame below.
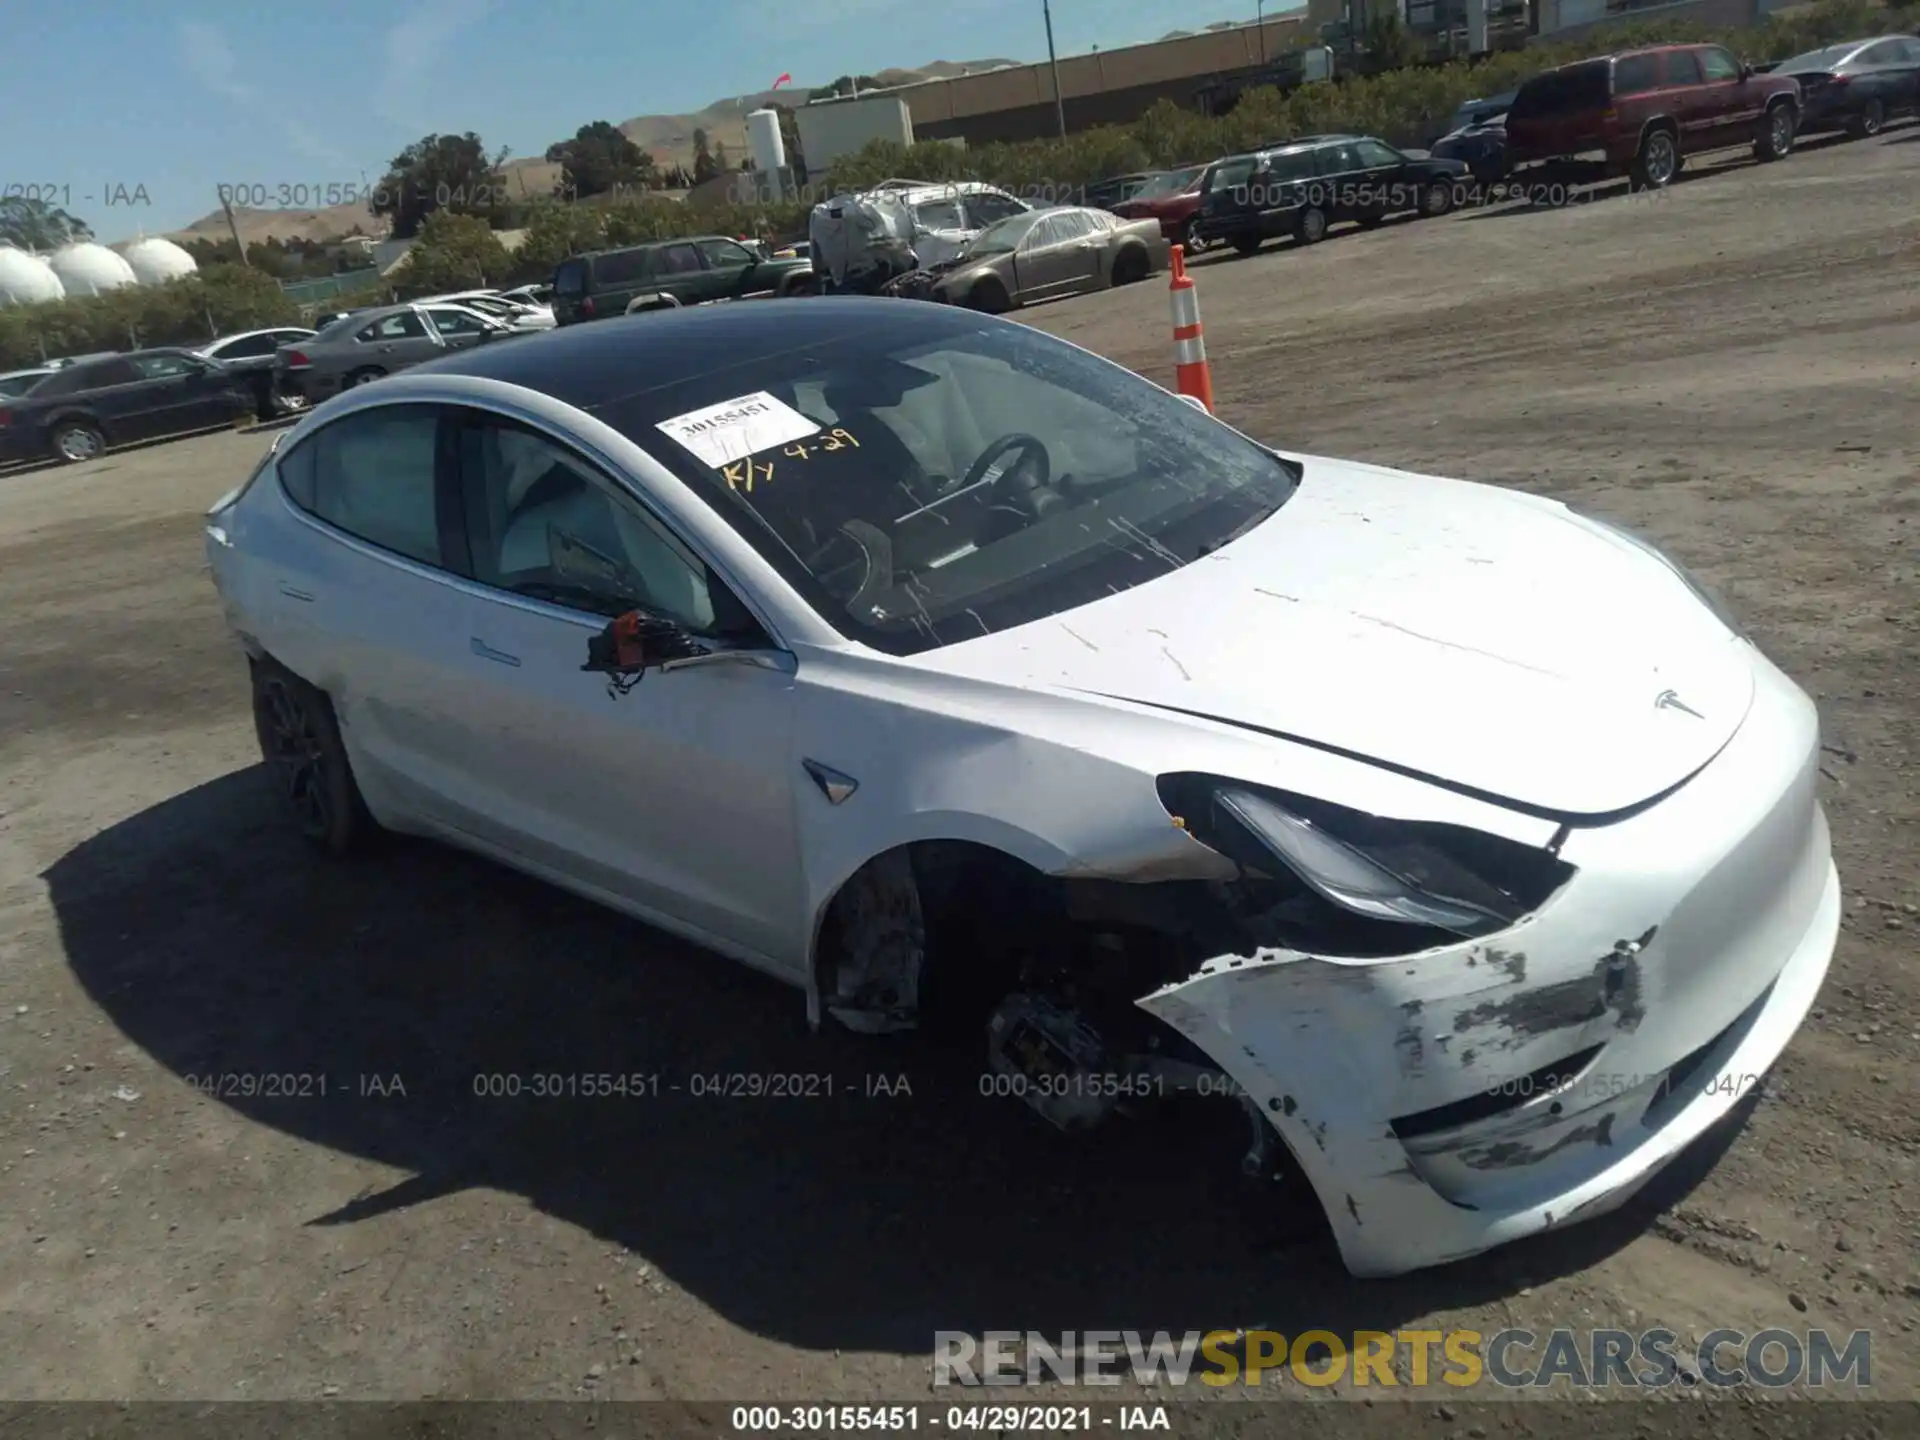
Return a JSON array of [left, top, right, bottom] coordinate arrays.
[[2, 132, 1917, 1422]]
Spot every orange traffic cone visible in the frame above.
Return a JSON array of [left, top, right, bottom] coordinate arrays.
[[1168, 245, 1214, 414]]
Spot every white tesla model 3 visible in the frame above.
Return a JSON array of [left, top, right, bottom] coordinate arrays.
[[204, 298, 1839, 1277]]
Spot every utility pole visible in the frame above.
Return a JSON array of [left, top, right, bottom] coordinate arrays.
[[221, 189, 250, 267], [1257, 0, 1267, 64], [1042, 0, 1067, 138]]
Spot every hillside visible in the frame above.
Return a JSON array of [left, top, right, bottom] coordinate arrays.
[[169, 57, 1018, 247]]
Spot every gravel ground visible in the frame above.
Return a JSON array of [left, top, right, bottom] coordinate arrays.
[[0, 130, 1916, 1427]]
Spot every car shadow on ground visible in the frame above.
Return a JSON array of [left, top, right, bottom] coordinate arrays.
[[47, 765, 1757, 1354]]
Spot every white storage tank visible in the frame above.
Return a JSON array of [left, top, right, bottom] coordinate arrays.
[[746, 107, 788, 199], [49, 242, 138, 297], [122, 236, 199, 286], [0, 247, 66, 306]]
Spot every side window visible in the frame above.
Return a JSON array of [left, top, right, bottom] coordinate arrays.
[[455, 418, 721, 631], [1313, 144, 1360, 176], [130, 353, 204, 379], [215, 333, 276, 359], [1614, 54, 1662, 93], [282, 406, 444, 568], [1858, 40, 1901, 64], [1697, 47, 1740, 82], [1353, 139, 1402, 167], [696, 238, 756, 268], [357, 312, 428, 342], [77, 359, 140, 388], [966, 191, 1026, 226], [1897, 39, 1920, 63], [1662, 51, 1702, 86], [1052, 211, 1094, 240], [913, 199, 965, 231], [425, 307, 490, 337], [657, 243, 703, 275]]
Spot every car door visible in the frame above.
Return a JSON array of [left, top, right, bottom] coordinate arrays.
[[1855, 38, 1917, 114], [1348, 137, 1412, 218], [356, 310, 441, 371], [421, 306, 495, 352], [695, 237, 767, 299], [442, 410, 805, 966], [651, 241, 710, 304], [1012, 214, 1074, 299], [83, 356, 174, 440], [1645, 49, 1709, 152], [1045, 210, 1103, 291], [1896, 38, 1920, 109], [1310, 141, 1364, 223], [1694, 45, 1755, 144], [267, 404, 494, 832]]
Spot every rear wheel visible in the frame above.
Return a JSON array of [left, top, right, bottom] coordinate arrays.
[[1418, 180, 1456, 217], [1110, 246, 1151, 285], [1753, 102, 1796, 162], [250, 659, 376, 857], [1294, 206, 1329, 245], [342, 367, 385, 389], [1846, 98, 1884, 138], [1630, 126, 1681, 189], [50, 420, 104, 464], [1179, 218, 1208, 255]]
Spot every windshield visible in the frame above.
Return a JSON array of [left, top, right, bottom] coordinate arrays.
[[963, 212, 1042, 257], [1775, 43, 1860, 71], [1132, 166, 1205, 199], [597, 314, 1299, 657]]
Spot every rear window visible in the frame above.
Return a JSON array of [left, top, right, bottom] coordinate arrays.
[[1614, 53, 1661, 93], [1510, 61, 1612, 119], [554, 259, 588, 296], [1205, 158, 1257, 191]]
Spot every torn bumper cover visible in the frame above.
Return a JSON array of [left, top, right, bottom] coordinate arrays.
[[1139, 652, 1839, 1279]]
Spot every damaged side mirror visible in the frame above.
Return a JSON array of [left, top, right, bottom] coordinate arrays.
[[582, 609, 710, 695]]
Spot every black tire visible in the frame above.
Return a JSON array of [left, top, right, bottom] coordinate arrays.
[[1231, 233, 1262, 256], [250, 658, 376, 857], [1110, 246, 1150, 285], [50, 419, 105, 464], [1630, 126, 1681, 189], [964, 278, 1010, 314], [1294, 206, 1329, 245], [1846, 98, 1884, 139], [1753, 102, 1796, 162], [1418, 180, 1456, 217], [341, 367, 385, 389], [783, 273, 821, 296], [1179, 219, 1207, 255]]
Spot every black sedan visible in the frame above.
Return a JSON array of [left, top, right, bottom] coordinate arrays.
[[1194, 135, 1468, 255], [0, 349, 254, 466], [1765, 34, 1920, 137]]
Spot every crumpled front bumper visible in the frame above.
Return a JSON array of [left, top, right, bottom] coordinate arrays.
[[1138, 648, 1839, 1278]]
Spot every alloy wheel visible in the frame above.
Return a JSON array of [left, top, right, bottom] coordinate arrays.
[[260, 679, 332, 837]]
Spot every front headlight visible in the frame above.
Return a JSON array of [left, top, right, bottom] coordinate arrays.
[[1567, 505, 1743, 637], [1159, 775, 1574, 941]]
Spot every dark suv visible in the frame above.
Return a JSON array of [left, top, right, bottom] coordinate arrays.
[[1504, 45, 1802, 190], [1193, 134, 1468, 255], [551, 235, 817, 324]]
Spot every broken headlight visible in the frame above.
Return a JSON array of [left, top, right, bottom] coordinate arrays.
[[1566, 506, 1743, 637], [1158, 775, 1573, 941]]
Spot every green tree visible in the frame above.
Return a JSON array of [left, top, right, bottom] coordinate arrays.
[[546, 119, 658, 200], [371, 132, 507, 239], [692, 128, 719, 184], [390, 209, 513, 295], [508, 199, 608, 284], [0, 196, 93, 251]]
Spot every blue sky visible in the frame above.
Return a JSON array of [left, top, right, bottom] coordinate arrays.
[[3, 0, 1251, 242]]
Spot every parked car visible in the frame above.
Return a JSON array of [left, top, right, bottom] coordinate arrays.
[[418, 289, 556, 331], [929, 205, 1169, 312], [1108, 163, 1211, 251], [551, 235, 818, 324], [274, 302, 511, 406], [1429, 89, 1519, 182], [1764, 34, 1920, 137], [0, 348, 254, 465], [1504, 45, 1802, 190], [1194, 135, 1468, 254], [0, 366, 56, 398], [497, 282, 553, 307], [807, 181, 1031, 295], [202, 296, 1838, 1281], [198, 327, 320, 419], [1078, 171, 1164, 210]]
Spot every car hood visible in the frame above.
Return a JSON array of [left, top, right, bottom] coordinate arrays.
[[909, 455, 1755, 819]]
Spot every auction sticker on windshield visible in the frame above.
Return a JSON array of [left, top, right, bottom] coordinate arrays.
[[657, 391, 820, 467]]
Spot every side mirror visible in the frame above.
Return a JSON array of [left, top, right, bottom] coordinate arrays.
[[582, 610, 709, 695]]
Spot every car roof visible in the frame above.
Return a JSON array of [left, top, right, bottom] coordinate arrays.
[[404, 295, 997, 414]]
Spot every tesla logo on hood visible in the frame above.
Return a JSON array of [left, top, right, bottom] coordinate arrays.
[[1654, 689, 1705, 719]]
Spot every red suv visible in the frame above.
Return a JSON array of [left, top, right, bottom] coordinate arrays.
[[1504, 44, 1802, 189], [1109, 163, 1210, 251]]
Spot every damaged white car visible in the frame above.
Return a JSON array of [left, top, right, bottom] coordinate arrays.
[[204, 297, 1839, 1278]]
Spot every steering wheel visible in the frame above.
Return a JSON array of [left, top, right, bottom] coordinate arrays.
[[961, 433, 1053, 541]]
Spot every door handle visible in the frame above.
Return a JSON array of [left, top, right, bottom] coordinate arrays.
[[278, 583, 315, 602], [470, 637, 521, 667]]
